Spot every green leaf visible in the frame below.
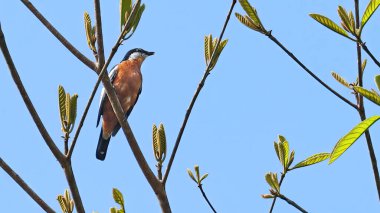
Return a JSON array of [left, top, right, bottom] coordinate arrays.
[[69, 94, 78, 132], [278, 140, 286, 170], [362, 59, 367, 73], [204, 35, 210, 65], [290, 153, 330, 170], [338, 6, 353, 33], [235, 13, 261, 32], [310, 14, 351, 39], [273, 142, 280, 162], [120, 0, 132, 31], [330, 115, 380, 164], [57, 195, 67, 213], [362, 0, 380, 30], [112, 188, 124, 206], [208, 39, 228, 71], [84, 12, 96, 52], [288, 150, 295, 167], [194, 165, 200, 183], [375, 75, 380, 91], [58, 85, 66, 128], [110, 207, 117, 213], [331, 71, 351, 89], [65, 93, 71, 128], [187, 168, 197, 183], [238, 0, 263, 28], [353, 86, 380, 106], [200, 173, 209, 183], [152, 124, 159, 160], [131, 4, 145, 34], [156, 123, 167, 162]]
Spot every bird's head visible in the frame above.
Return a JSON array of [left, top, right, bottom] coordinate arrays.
[[122, 48, 154, 62]]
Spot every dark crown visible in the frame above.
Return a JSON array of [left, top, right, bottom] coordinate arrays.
[[122, 48, 154, 61]]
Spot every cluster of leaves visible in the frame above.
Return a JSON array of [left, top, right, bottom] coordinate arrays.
[[152, 123, 167, 166], [310, 0, 380, 41], [204, 34, 228, 72], [57, 189, 75, 213], [262, 135, 329, 199], [235, 0, 267, 34], [120, 0, 145, 39], [187, 165, 209, 186], [110, 188, 126, 213], [58, 85, 78, 135]]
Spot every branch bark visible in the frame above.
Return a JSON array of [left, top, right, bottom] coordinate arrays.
[[354, 0, 380, 201], [94, 0, 105, 68], [162, 0, 237, 185], [21, 0, 97, 72], [0, 157, 56, 213]]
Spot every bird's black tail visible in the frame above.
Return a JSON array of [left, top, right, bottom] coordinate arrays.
[[96, 129, 111, 161]]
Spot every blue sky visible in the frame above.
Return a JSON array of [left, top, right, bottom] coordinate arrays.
[[1, 0, 380, 212]]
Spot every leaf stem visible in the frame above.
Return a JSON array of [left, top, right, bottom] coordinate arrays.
[[162, 0, 237, 186], [0, 157, 55, 213]]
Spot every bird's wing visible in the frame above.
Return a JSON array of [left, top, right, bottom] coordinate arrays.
[[96, 65, 118, 127], [111, 83, 142, 136]]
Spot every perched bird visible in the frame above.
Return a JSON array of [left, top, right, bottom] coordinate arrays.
[[96, 48, 154, 160]]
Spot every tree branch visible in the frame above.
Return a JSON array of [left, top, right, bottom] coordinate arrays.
[[359, 41, 380, 68], [62, 159, 85, 213], [265, 31, 358, 110], [21, 0, 97, 72], [0, 23, 65, 164], [94, 0, 105, 68], [162, 0, 237, 185], [0, 157, 56, 213], [277, 193, 308, 213], [198, 184, 217, 213], [354, 0, 380, 201]]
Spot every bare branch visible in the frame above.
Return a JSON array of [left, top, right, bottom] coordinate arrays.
[[94, 0, 105, 68], [62, 159, 85, 213], [21, 0, 97, 72], [0, 157, 56, 213], [198, 184, 217, 213], [277, 194, 308, 213], [163, 0, 237, 185], [0, 23, 64, 163], [265, 32, 358, 110]]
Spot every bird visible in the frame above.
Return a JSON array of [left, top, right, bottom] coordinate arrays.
[[96, 48, 154, 160]]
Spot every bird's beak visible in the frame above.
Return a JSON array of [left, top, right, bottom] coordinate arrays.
[[146, 51, 154, 56]]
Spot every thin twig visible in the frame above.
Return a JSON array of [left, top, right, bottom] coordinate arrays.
[[157, 163, 163, 180], [162, 0, 237, 186], [354, 0, 380, 201], [277, 194, 308, 213], [94, 0, 105, 68], [198, 184, 217, 213], [0, 157, 56, 213], [67, 74, 103, 158], [360, 41, 380, 68], [265, 31, 358, 110], [21, 0, 97, 72], [0, 23, 64, 163], [269, 173, 285, 213]]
